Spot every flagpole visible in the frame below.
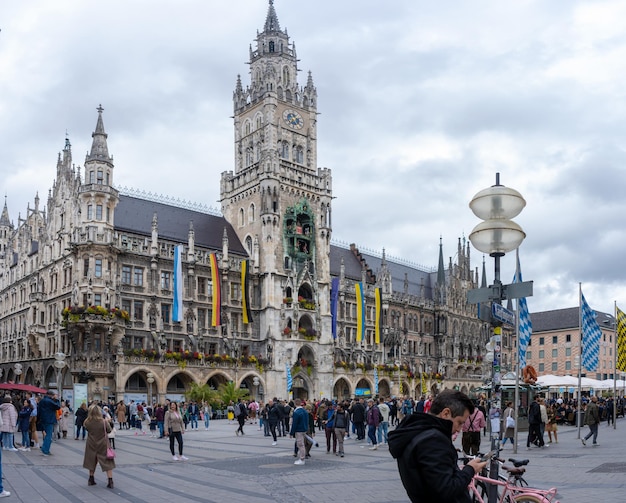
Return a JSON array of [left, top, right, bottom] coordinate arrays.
[[513, 248, 521, 455], [577, 283, 582, 439], [514, 293, 520, 455], [614, 301, 618, 430]]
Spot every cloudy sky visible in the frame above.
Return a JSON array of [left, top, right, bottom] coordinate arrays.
[[1, 0, 625, 316]]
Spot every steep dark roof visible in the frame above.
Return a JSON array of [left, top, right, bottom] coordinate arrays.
[[329, 245, 362, 280], [329, 244, 436, 300], [531, 306, 615, 332], [115, 195, 248, 255], [359, 252, 435, 299]]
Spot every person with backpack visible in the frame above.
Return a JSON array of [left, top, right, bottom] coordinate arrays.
[[333, 402, 349, 457], [234, 399, 247, 436], [366, 398, 381, 450], [460, 403, 485, 455]]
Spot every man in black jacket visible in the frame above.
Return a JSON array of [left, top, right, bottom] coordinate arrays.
[[267, 398, 281, 445], [349, 398, 366, 440], [388, 390, 487, 503], [527, 395, 544, 448]]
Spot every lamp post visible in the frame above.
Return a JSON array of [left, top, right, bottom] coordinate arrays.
[[146, 372, 155, 405], [53, 352, 66, 399], [468, 173, 527, 503], [252, 376, 260, 401]]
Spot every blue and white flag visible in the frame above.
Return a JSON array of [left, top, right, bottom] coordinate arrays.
[[513, 249, 532, 369], [581, 291, 601, 372], [374, 366, 379, 395], [173, 245, 183, 322], [286, 363, 293, 392]]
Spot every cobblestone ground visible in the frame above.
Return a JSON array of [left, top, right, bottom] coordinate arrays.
[[1, 418, 624, 502]]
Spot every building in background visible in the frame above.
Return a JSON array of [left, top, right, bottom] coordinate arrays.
[[0, 1, 494, 404], [527, 307, 616, 379]]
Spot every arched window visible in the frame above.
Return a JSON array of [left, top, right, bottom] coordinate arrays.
[[295, 146, 304, 164], [269, 41, 275, 53], [256, 115, 262, 129], [281, 141, 289, 159], [248, 203, 255, 223], [239, 208, 245, 227], [282, 67, 290, 86], [244, 121, 251, 136], [245, 236, 253, 255], [246, 147, 253, 166]]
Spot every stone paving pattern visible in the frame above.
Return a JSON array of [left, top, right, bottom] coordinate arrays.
[[1, 417, 624, 502]]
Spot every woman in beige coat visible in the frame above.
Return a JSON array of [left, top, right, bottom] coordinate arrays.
[[83, 404, 115, 488], [116, 401, 127, 429], [164, 401, 187, 461]]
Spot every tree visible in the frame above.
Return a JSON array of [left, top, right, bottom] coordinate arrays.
[[217, 380, 249, 405], [186, 382, 218, 406]]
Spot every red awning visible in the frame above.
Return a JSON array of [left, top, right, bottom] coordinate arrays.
[[0, 383, 48, 394]]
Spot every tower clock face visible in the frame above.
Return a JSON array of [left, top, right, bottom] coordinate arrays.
[[283, 109, 304, 129]]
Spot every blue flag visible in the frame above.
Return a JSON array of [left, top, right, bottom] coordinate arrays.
[[330, 277, 340, 339], [173, 245, 183, 322], [513, 249, 532, 369], [581, 292, 601, 372], [286, 363, 293, 393], [374, 367, 379, 395]]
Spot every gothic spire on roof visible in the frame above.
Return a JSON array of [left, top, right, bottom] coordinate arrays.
[[437, 236, 445, 286], [86, 104, 112, 164], [264, 0, 281, 33], [0, 196, 11, 227]]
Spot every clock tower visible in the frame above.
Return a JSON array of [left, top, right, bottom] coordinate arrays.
[[220, 0, 333, 399]]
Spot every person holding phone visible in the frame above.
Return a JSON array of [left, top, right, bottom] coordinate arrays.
[[389, 390, 488, 503]]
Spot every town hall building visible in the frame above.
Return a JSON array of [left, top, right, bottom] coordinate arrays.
[[0, 1, 495, 404]]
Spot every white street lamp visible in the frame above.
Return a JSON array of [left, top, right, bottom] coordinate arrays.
[[468, 174, 527, 503], [54, 353, 66, 399], [146, 372, 155, 404]]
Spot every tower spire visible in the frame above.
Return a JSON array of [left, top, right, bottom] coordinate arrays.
[[86, 104, 112, 164], [0, 196, 10, 227], [264, 0, 281, 33]]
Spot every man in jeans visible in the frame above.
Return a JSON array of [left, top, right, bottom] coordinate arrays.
[[582, 396, 600, 446], [26, 392, 39, 448], [366, 399, 381, 451], [377, 397, 391, 445], [290, 398, 308, 465], [187, 401, 199, 430], [38, 390, 61, 456]]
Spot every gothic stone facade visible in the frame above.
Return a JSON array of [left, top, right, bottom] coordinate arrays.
[[0, 2, 495, 404]]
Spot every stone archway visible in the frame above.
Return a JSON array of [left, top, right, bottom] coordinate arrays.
[[44, 366, 56, 389], [333, 377, 351, 400], [23, 367, 36, 386], [125, 371, 148, 402], [378, 378, 391, 398], [206, 372, 229, 390], [291, 372, 312, 401], [355, 377, 372, 398], [400, 380, 410, 396], [165, 372, 193, 402], [238, 372, 264, 401]]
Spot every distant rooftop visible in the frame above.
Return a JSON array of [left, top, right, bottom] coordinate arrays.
[[531, 306, 615, 332]]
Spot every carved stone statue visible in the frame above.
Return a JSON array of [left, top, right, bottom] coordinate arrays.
[[71, 281, 79, 306]]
